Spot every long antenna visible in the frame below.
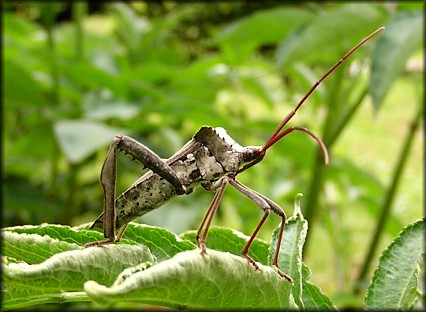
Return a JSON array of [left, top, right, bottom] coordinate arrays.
[[262, 27, 385, 156]]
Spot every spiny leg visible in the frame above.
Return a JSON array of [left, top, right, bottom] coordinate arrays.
[[114, 135, 186, 195], [85, 135, 186, 248], [228, 178, 292, 283], [85, 140, 118, 247], [196, 177, 228, 253]]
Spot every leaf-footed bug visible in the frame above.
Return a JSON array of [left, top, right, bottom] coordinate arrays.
[[85, 27, 385, 283]]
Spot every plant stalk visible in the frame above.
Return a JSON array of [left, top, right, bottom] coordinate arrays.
[[354, 101, 423, 293], [303, 64, 344, 253], [73, 2, 87, 60], [42, 4, 61, 198]]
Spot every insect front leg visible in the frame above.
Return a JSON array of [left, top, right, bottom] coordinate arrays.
[[227, 178, 292, 283], [85, 135, 186, 248]]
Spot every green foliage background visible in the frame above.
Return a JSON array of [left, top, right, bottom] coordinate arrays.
[[3, 1, 423, 309]]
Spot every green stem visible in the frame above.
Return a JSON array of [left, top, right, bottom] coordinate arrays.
[[41, 4, 61, 198], [304, 65, 369, 256], [354, 101, 423, 293], [302, 150, 326, 228], [303, 65, 344, 253], [62, 162, 80, 223], [327, 85, 368, 150], [73, 2, 87, 60], [43, 5, 60, 105]]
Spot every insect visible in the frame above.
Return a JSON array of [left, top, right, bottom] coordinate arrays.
[[85, 27, 384, 283]]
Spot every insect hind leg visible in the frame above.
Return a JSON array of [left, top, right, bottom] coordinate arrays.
[[86, 135, 186, 248], [115, 135, 186, 195]]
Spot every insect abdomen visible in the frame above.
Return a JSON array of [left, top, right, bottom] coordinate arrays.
[[115, 173, 177, 227]]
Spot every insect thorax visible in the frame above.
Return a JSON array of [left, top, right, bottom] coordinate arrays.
[[193, 126, 262, 174]]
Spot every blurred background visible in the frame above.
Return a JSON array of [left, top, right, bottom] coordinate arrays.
[[3, 1, 423, 308]]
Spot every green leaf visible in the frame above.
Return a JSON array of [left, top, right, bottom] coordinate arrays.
[[2, 283, 90, 311], [269, 195, 336, 310], [3, 13, 42, 48], [4, 244, 154, 291], [3, 182, 59, 226], [216, 7, 313, 63], [369, 10, 423, 109], [59, 60, 126, 98], [2, 223, 191, 309], [302, 281, 337, 310], [2, 240, 154, 310], [121, 62, 178, 84], [2, 225, 104, 266], [364, 218, 424, 309], [120, 223, 197, 261], [2, 216, 331, 309], [3, 224, 103, 246], [301, 264, 337, 310], [3, 59, 45, 108], [84, 249, 292, 309], [180, 226, 270, 265], [53, 120, 125, 164], [329, 158, 403, 235], [82, 95, 140, 121], [2, 231, 80, 265], [270, 194, 308, 308], [2, 223, 155, 312], [275, 4, 386, 69]]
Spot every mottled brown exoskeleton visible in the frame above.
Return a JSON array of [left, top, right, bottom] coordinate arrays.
[[86, 27, 385, 283]]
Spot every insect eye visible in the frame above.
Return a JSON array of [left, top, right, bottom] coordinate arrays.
[[242, 147, 263, 164]]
